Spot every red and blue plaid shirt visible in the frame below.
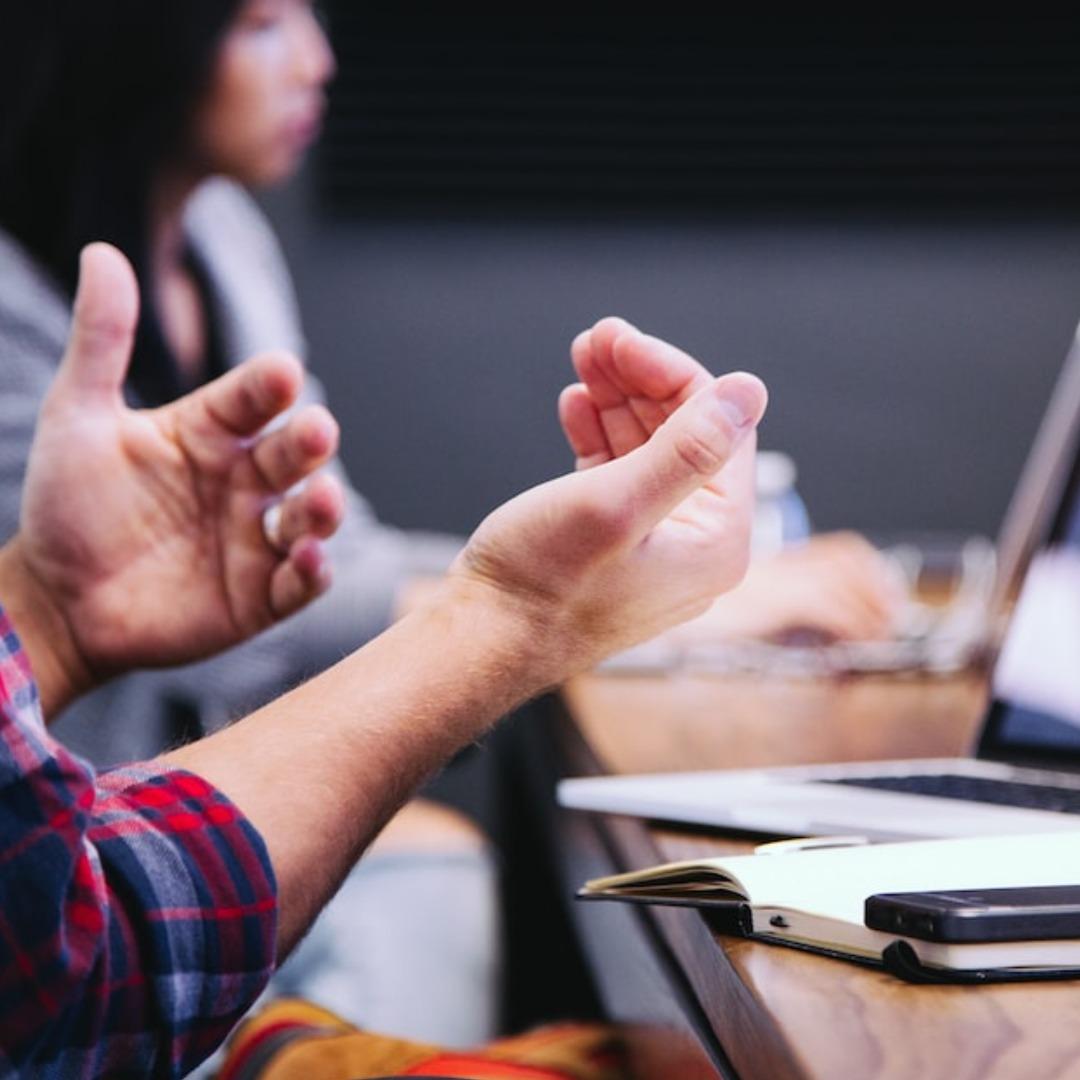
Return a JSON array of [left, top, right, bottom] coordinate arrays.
[[0, 606, 278, 1078]]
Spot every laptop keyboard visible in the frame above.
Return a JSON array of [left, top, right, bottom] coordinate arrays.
[[824, 774, 1080, 814]]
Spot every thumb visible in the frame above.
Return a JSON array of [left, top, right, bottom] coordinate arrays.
[[54, 243, 140, 404], [602, 372, 768, 541]]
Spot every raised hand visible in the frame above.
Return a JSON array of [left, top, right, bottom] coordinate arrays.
[[452, 329, 767, 682], [6, 243, 345, 714], [562, 319, 908, 648], [165, 323, 766, 952]]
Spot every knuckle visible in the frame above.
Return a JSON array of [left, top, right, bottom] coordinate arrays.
[[76, 316, 129, 347], [672, 427, 725, 477], [239, 378, 267, 421]]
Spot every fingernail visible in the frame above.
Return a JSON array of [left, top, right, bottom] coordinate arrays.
[[713, 375, 767, 431]]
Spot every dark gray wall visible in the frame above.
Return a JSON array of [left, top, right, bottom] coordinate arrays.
[[263, 169, 1080, 542]]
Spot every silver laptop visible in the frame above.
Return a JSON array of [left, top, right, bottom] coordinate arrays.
[[559, 333, 1080, 842]]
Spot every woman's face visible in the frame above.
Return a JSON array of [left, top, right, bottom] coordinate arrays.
[[188, 0, 336, 187]]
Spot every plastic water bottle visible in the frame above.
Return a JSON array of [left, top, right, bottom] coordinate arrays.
[[753, 451, 811, 557]]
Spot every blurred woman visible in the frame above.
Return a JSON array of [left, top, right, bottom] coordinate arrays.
[[0, 0, 498, 1048], [0, 0, 903, 1050]]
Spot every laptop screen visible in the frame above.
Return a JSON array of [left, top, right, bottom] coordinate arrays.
[[982, 439, 1080, 765]]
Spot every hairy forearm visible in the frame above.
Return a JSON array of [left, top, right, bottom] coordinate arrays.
[[164, 576, 547, 955]]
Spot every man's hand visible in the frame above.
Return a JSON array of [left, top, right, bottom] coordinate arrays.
[[671, 532, 907, 645], [450, 320, 767, 682], [168, 318, 766, 949], [1, 243, 345, 715]]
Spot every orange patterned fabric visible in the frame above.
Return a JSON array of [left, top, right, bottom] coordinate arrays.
[[218, 999, 627, 1080]]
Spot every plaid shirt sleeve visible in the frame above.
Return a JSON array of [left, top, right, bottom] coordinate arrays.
[[0, 606, 278, 1079]]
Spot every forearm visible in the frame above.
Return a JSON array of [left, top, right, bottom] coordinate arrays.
[[167, 368, 766, 960], [164, 576, 547, 954]]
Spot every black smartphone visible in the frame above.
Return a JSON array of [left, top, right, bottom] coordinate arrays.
[[865, 885, 1080, 943]]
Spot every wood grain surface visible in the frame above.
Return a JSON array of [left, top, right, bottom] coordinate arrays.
[[556, 669, 1080, 1080]]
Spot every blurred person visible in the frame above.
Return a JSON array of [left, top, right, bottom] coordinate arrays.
[[0, 240, 767, 1077], [0, 0, 895, 1042], [0, 2, 899, 745], [0, 1, 451, 760], [0, 0, 498, 1045], [0, 1, 901, 740]]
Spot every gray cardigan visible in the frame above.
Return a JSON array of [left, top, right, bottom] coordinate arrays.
[[0, 179, 459, 764]]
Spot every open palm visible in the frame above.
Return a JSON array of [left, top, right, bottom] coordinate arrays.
[[18, 244, 344, 685]]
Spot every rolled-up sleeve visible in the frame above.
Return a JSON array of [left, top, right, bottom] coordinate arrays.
[[0, 606, 277, 1079]]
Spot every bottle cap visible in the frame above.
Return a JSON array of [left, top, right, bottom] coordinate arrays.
[[756, 450, 797, 499]]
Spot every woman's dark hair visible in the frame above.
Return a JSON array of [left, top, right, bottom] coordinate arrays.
[[0, 0, 244, 401]]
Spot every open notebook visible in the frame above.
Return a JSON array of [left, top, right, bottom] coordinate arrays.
[[579, 832, 1080, 978]]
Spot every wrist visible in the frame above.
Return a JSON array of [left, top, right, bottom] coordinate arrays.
[[427, 569, 573, 703], [0, 538, 95, 719]]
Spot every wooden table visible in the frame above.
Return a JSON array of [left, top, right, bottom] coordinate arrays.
[[544, 668, 1080, 1080]]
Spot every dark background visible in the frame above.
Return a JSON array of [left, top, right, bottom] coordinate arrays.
[[261, 14, 1080, 541], [260, 15, 1080, 1029]]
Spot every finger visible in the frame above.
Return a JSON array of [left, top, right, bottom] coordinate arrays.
[[611, 330, 707, 437], [572, 324, 650, 456], [626, 392, 670, 438], [811, 594, 892, 642], [274, 473, 346, 548], [812, 530, 881, 558], [599, 402, 652, 459], [611, 330, 714, 414], [579, 320, 716, 457], [251, 404, 339, 493], [54, 243, 139, 404], [854, 550, 911, 618], [270, 537, 332, 619], [195, 352, 304, 437], [580, 318, 657, 455], [814, 534, 907, 623], [570, 317, 636, 409], [597, 372, 768, 544], [844, 582, 903, 637], [558, 384, 612, 469]]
